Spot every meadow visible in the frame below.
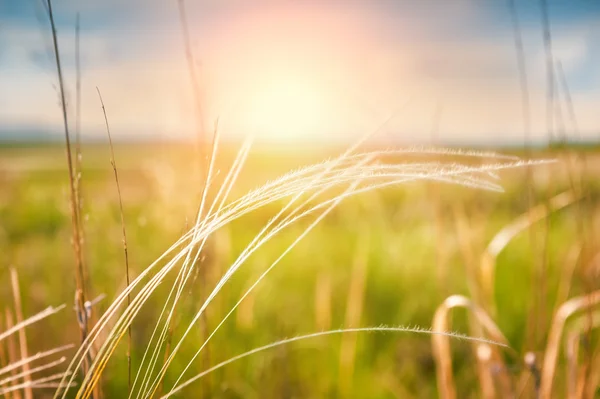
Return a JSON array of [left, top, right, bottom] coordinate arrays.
[[1, 142, 598, 398]]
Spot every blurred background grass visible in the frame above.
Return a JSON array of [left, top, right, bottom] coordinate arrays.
[[1, 143, 599, 398]]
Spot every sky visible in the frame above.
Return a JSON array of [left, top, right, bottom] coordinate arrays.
[[1, 0, 599, 145]]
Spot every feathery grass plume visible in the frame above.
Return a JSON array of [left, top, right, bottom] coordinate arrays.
[[539, 290, 600, 398], [431, 295, 514, 399], [0, 345, 74, 378], [81, 155, 544, 396], [0, 306, 65, 343], [54, 144, 550, 398], [144, 148, 374, 398], [480, 190, 579, 314], [147, 153, 526, 397], [162, 325, 508, 398]]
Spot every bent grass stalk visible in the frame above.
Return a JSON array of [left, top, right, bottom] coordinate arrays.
[[55, 147, 548, 398], [161, 326, 509, 399], [480, 190, 579, 313], [539, 289, 600, 399], [564, 310, 600, 398], [431, 295, 513, 399]]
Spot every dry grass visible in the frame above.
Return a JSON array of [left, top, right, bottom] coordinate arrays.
[[0, 269, 72, 397], [433, 178, 598, 398]]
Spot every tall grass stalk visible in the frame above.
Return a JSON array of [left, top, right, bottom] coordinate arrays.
[[73, 13, 88, 290], [532, 0, 556, 353], [44, 2, 90, 383], [96, 87, 131, 393], [175, 2, 213, 393]]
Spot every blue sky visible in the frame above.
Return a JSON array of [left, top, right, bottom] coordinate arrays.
[[1, 0, 599, 144]]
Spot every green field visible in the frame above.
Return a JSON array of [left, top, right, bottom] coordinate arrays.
[[1, 143, 599, 398]]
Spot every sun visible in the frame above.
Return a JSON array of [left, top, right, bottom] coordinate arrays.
[[242, 75, 331, 141]]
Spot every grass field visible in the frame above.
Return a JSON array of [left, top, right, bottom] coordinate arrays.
[[0, 143, 599, 398]]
